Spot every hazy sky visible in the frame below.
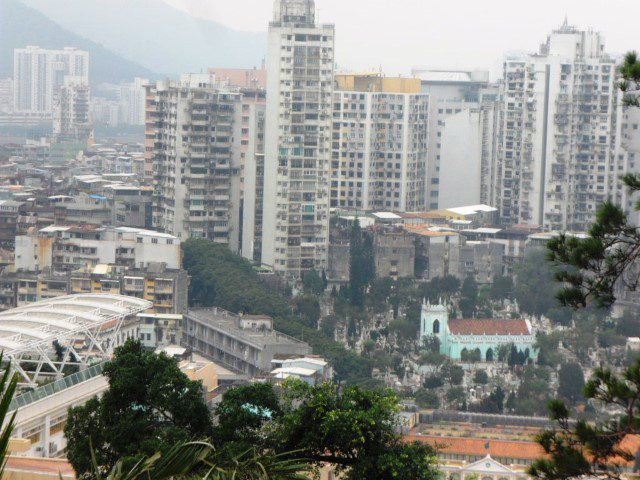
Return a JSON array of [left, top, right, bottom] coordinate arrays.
[[165, 0, 639, 78]]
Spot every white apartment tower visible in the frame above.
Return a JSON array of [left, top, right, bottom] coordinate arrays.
[[13, 46, 89, 115], [413, 69, 495, 210], [119, 77, 148, 126], [262, 0, 335, 277], [148, 75, 243, 250], [53, 76, 93, 143], [496, 22, 618, 230], [331, 74, 429, 211]]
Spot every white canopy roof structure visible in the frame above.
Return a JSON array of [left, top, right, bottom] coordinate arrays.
[[0, 294, 151, 386]]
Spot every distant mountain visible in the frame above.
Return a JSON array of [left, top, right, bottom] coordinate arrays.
[[21, 0, 267, 76], [0, 0, 158, 84]]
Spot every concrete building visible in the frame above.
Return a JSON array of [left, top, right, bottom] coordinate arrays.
[[183, 308, 312, 375], [118, 77, 148, 126], [148, 76, 242, 248], [413, 69, 496, 210], [331, 74, 429, 211], [613, 105, 640, 225], [13, 46, 89, 116], [495, 22, 618, 230], [241, 97, 267, 263], [14, 225, 181, 272], [373, 227, 415, 280], [208, 67, 267, 89], [0, 78, 14, 114], [52, 76, 92, 144], [262, 0, 335, 277]]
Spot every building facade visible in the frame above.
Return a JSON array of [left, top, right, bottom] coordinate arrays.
[[495, 22, 618, 230], [262, 0, 335, 277], [13, 46, 89, 116], [148, 75, 242, 248], [331, 74, 429, 211], [53, 76, 92, 143], [419, 301, 536, 361]]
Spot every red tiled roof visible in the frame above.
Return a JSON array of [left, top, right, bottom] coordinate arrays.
[[448, 319, 530, 336], [5, 456, 75, 478], [405, 434, 544, 461]]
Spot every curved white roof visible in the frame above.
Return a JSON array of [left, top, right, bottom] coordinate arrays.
[[0, 294, 152, 355]]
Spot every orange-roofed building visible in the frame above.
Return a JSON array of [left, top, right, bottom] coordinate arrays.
[[419, 300, 537, 362]]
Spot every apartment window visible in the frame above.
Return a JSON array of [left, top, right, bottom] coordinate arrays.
[[152, 238, 158, 244]]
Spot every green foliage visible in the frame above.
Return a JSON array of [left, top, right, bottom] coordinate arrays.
[[619, 51, 640, 107], [446, 386, 466, 407], [420, 275, 460, 303], [213, 383, 283, 448], [535, 332, 563, 368], [530, 356, 640, 480], [515, 249, 562, 317], [182, 239, 372, 384], [557, 363, 585, 405], [442, 363, 464, 385], [415, 388, 440, 409], [461, 348, 482, 363], [275, 382, 439, 480], [469, 387, 505, 414], [65, 340, 213, 478], [302, 269, 325, 296], [490, 275, 514, 301], [459, 276, 479, 318], [94, 442, 313, 480], [423, 374, 445, 389], [512, 366, 551, 416], [348, 220, 376, 307], [294, 295, 320, 328], [473, 370, 489, 385]]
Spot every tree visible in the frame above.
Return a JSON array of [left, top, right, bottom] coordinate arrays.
[[213, 383, 283, 448], [415, 388, 440, 409], [490, 275, 514, 301], [442, 363, 464, 385], [469, 387, 505, 414], [65, 340, 213, 478], [530, 357, 640, 480], [515, 249, 561, 317], [295, 295, 321, 328], [275, 382, 439, 480], [557, 363, 585, 405], [512, 366, 551, 416], [421, 275, 460, 303], [446, 386, 466, 408], [302, 269, 324, 296], [95, 442, 314, 480], [459, 276, 479, 318], [423, 374, 445, 389], [348, 220, 374, 307], [473, 370, 489, 385]]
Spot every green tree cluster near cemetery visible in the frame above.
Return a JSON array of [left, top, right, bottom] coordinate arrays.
[[63, 342, 440, 480], [348, 219, 376, 307], [182, 238, 372, 384]]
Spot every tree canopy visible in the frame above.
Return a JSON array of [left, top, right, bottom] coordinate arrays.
[[65, 340, 213, 478]]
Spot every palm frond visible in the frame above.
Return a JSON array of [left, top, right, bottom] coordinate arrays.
[[0, 353, 18, 478]]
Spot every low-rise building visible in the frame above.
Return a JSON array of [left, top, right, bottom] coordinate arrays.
[[15, 225, 180, 272], [183, 308, 312, 375]]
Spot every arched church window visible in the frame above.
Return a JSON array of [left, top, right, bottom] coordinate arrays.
[[433, 319, 440, 334]]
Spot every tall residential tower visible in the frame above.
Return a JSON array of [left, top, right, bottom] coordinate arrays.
[[495, 22, 618, 230], [262, 0, 335, 277]]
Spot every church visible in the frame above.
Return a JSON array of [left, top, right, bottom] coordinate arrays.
[[419, 301, 537, 362]]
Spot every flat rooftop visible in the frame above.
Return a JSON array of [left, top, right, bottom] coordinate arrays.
[[187, 308, 308, 349]]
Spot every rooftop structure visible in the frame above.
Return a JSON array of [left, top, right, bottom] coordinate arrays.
[[184, 307, 312, 375], [0, 293, 150, 385]]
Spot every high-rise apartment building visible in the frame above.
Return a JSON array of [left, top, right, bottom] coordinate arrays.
[[119, 77, 148, 126], [53, 76, 92, 143], [13, 46, 89, 115], [262, 0, 335, 277], [0, 78, 13, 114], [495, 22, 618, 230], [331, 74, 429, 211], [148, 74, 242, 249], [613, 106, 640, 225], [413, 69, 495, 209]]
